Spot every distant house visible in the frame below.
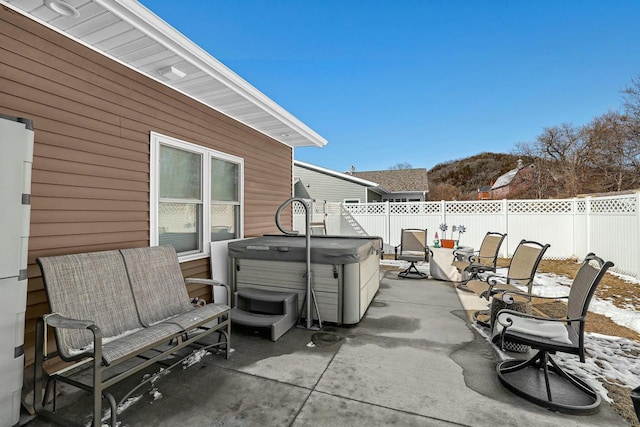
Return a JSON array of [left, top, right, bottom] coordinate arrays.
[[490, 160, 535, 199], [294, 161, 387, 203], [477, 185, 492, 200], [350, 167, 430, 202]]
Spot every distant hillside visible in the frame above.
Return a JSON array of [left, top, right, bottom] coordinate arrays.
[[428, 152, 532, 200]]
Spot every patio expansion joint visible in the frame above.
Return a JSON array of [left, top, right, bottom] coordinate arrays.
[[214, 362, 315, 392], [285, 340, 344, 426], [304, 388, 472, 427]]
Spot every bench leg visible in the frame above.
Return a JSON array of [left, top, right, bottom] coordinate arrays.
[[33, 317, 45, 415], [104, 392, 117, 427], [225, 316, 231, 359], [92, 329, 105, 427]]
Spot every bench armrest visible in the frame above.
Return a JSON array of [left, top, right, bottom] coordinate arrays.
[[185, 278, 232, 306], [43, 314, 102, 360], [45, 313, 95, 330]]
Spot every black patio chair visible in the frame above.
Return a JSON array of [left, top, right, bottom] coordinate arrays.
[[492, 253, 613, 414]]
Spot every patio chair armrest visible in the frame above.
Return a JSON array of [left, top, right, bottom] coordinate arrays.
[[470, 254, 494, 263], [483, 274, 508, 287], [495, 309, 584, 328], [505, 276, 536, 283], [394, 244, 400, 260], [453, 249, 478, 257], [466, 261, 495, 274], [500, 290, 569, 304], [185, 278, 232, 306]]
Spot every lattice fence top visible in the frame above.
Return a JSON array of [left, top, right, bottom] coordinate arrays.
[[389, 202, 440, 215], [508, 200, 574, 214], [305, 196, 639, 216], [590, 196, 637, 214], [292, 200, 309, 214], [343, 203, 386, 215], [446, 201, 503, 214]]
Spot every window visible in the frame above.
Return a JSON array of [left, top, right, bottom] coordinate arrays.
[[151, 133, 243, 260]]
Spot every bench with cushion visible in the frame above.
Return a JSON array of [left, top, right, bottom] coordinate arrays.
[[34, 246, 231, 427]]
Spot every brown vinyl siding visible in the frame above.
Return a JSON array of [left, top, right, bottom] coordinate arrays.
[[1, 8, 293, 365]]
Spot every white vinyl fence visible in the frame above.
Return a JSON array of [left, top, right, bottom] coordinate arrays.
[[293, 192, 640, 279]]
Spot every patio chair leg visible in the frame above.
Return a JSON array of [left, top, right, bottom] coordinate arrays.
[[496, 349, 601, 414], [398, 262, 427, 279]]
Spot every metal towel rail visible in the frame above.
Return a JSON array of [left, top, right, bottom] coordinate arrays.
[[275, 198, 322, 329]]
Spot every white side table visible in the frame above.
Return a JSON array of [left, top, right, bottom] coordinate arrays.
[[429, 246, 474, 281]]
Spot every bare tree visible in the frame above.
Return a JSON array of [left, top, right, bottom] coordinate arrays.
[[517, 124, 589, 197], [583, 111, 640, 192], [622, 74, 640, 126], [389, 162, 413, 170], [428, 183, 465, 201], [621, 74, 640, 172]]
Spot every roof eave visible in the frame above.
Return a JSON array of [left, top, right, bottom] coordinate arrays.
[[294, 160, 380, 187], [98, 0, 327, 148], [3, 0, 327, 149]]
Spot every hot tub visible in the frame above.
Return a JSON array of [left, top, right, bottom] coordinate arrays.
[[228, 235, 382, 325]]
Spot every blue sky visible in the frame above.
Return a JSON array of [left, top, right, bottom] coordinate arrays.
[[140, 0, 640, 173]]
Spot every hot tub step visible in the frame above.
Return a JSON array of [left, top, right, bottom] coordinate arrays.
[[232, 288, 298, 341]]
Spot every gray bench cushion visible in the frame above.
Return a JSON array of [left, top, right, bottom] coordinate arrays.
[[120, 246, 193, 326], [101, 322, 183, 365], [37, 250, 142, 359], [164, 303, 229, 331]]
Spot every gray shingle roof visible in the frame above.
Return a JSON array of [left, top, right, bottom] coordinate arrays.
[[352, 169, 429, 192]]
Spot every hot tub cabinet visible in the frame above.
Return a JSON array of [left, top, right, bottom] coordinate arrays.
[[228, 235, 381, 325]]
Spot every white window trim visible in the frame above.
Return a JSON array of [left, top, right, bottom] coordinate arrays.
[[150, 132, 244, 262]]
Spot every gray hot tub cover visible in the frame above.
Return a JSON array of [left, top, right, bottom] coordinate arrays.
[[228, 235, 382, 264]]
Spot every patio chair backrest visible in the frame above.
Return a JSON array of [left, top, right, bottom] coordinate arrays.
[[400, 229, 427, 253], [567, 253, 613, 340], [120, 246, 193, 326], [37, 250, 143, 359], [476, 232, 506, 268], [506, 240, 550, 292]]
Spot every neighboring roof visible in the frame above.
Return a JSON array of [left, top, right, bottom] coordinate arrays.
[[351, 169, 429, 193], [491, 160, 531, 190], [294, 160, 388, 192], [3, 0, 327, 149], [491, 168, 519, 190]]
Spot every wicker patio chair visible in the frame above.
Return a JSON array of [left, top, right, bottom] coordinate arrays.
[[492, 253, 613, 414], [454, 231, 506, 289], [394, 228, 429, 279]]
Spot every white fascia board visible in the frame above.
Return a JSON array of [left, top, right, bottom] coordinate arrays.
[[294, 160, 382, 187]]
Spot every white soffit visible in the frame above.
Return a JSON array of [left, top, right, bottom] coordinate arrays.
[[2, 0, 327, 148]]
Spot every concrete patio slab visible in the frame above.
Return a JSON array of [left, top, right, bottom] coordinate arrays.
[[22, 271, 630, 427]]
